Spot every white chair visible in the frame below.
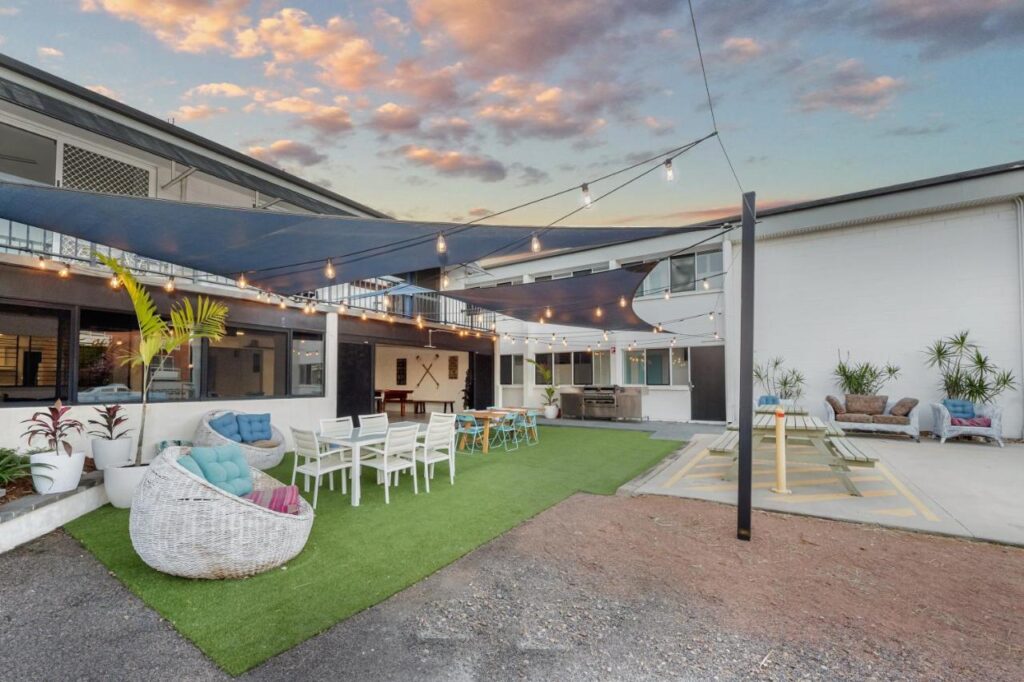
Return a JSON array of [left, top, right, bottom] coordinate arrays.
[[319, 417, 354, 442], [290, 428, 353, 509], [418, 413, 457, 492], [359, 412, 389, 435], [361, 424, 419, 504]]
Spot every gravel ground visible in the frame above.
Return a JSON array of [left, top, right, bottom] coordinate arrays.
[[2, 494, 1021, 681]]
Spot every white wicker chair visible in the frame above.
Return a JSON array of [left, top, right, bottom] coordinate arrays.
[[930, 403, 1004, 447], [129, 447, 314, 579], [193, 410, 286, 470]]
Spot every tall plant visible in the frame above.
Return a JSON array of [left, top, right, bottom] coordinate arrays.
[[527, 359, 559, 406], [924, 331, 1016, 404], [753, 357, 805, 400], [833, 352, 900, 395], [99, 255, 228, 466]]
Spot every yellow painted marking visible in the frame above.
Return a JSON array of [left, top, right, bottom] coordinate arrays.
[[872, 507, 917, 518], [876, 462, 940, 522], [661, 447, 710, 488], [689, 474, 884, 493], [775, 489, 898, 504]]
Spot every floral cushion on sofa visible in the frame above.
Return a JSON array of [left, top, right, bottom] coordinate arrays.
[[874, 414, 910, 426], [846, 395, 887, 415], [835, 413, 872, 423]]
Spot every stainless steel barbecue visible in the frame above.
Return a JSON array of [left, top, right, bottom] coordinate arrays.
[[561, 386, 642, 421]]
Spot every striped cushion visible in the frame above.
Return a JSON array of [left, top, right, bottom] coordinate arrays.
[[244, 485, 301, 515]]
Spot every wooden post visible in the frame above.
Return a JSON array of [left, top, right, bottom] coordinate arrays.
[[737, 191, 756, 541], [772, 407, 791, 494]]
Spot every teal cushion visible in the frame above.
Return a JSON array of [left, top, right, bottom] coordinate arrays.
[[208, 413, 242, 442], [758, 395, 780, 406], [189, 445, 253, 496], [236, 413, 272, 442], [943, 399, 975, 419], [176, 454, 204, 479]]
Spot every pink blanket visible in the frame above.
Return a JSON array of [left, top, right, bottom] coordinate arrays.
[[244, 485, 301, 514]]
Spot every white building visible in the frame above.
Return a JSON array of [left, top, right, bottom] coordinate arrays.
[[479, 161, 1024, 438]]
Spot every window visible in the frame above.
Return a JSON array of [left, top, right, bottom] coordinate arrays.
[[0, 122, 56, 185], [669, 254, 696, 293], [637, 248, 724, 295], [696, 249, 724, 289], [77, 309, 198, 403], [622, 350, 646, 385], [572, 352, 592, 385], [643, 260, 669, 295], [592, 350, 612, 385], [554, 352, 572, 385], [499, 354, 523, 385], [207, 327, 287, 398], [0, 304, 69, 404], [533, 275, 552, 282], [291, 332, 324, 396], [646, 348, 671, 386], [533, 352, 552, 384], [671, 347, 689, 386]]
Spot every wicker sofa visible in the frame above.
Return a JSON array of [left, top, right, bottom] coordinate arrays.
[[129, 447, 314, 579], [193, 410, 286, 470], [824, 395, 921, 441], [930, 402, 1004, 447]]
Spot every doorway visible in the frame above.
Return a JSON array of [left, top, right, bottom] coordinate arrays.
[[690, 345, 726, 421]]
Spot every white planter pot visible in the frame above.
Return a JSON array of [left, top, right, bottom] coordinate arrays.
[[30, 450, 86, 495], [543, 405, 559, 419], [104, 464, 150, 509], [91, 438, 133, 471]]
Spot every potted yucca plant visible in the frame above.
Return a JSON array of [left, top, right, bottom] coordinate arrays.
[[22, 400, 85, 494], [99, 255, 228, 507], [87, 404, 132, 471]]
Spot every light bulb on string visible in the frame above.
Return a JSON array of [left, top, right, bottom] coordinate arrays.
[[360, 311, 368, 321], [237, 273, 248, 289], [490, 322, 496, 331], [530, 234, 541, 253], [702, 278, 709, 290], [562, 337, 567, 347], [164, 276, 175, 293], [37, 255, 47, 269], [714, 331, 720, 340], [441, 272, 449, 289], [551, 333, 556, 342], [538, 317, 545, 325], [548, 343, 553, 351], [619, 295, 627, 308], [383, 294, 391, 309], [708, 311, 715, 321], [595, 306, 603, 318], [436, 233, 447, 254], [278, 296, 287, 310], [58, 263, 70, 279], [325, 259, 336, 280], [586, 345, 592, 353], [109, 273, 121, 289], [664, 289, 670, 301], [603, 330, 609, 342], [544, 306, 552, 319], [338, 303, 347, 315], [581, 182, 592, 208], [671, 336, 677, 346], [663, 159, 674, 182]]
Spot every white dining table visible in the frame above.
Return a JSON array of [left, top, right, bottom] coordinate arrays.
[[320, 422, 426, 507]]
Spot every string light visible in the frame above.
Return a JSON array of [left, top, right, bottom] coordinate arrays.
[[619, 295, 627, 308], [383, 294, 391, 309], [325, 258, 336, 280], [436, 233, 447, 254], [551, 333, 556, 342], [562, 337, 568, 347], [338, 303, 347, 315], [702, 278, 709, 290], [544, 306, 552, 319], [708, 311, 715, 321], [57, 263, 70, 278], [664, 159, 674, 182], [603, 330, 609, 341], [361, 311, 368, 321], [595, 306, 603, 318], [37, 255, 47, 269], [586, 345, 592, 352], [714, 331, 720, 340], [490, 322, 496, 331], [237, 274, 248, 289], [538, 317, 545, 324], [664, 289, 670, 300], [279, 296, 287, 310], [441, 272, 450, 289], [671, 337, 677, 346], [531, 234, 541, 253], [164, 276, 175, 292], [109, 273, 121, 289], [656, 324, 663, 333], [581, 182, 592, 208]]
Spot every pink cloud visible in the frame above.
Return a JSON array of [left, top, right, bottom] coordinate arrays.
[[476, 75, 607, 141], [185, 82, 248, 98], [372, 7, 410, 42], [369, 102, 422, 134], [37, 46, 64, 58], [261, 95, 353, 135], [422, 116, 474, 142], [642, 116, 675, 136], [247, 139, 327, 167], [171, 103, 227, 121], [798, 59, 905, 118], [720, 36, 765, 63], [384, 59, 463, 107], [87, 84, 121, 100], [80, 0, 249, 54], [397, 144, 506, 182]]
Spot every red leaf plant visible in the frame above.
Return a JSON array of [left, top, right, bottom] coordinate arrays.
[[21, 400, 83, 456]]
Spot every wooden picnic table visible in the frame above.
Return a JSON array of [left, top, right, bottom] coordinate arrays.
[[755, 404, 809, 415], [457, 408, 540, 453]]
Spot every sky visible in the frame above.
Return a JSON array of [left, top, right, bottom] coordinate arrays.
[[1, 1, 1022, 226]]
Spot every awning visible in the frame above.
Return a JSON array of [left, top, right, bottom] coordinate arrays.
[[0, 181, 697, 295], [443, 264, 658, 331]]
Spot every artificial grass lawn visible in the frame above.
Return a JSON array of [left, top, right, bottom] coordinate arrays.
[[66, 426, 680, 675]]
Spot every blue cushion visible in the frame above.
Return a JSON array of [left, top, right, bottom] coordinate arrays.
[[943, 399, 975, 419], [189, 445, 253, 496], [758, 395, 780, 406], [208, 413, 242, 442], [236, 413, 272, 443], [176, 454, 204, 479]]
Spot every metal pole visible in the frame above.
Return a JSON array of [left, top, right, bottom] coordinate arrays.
[[737, 191, 756, 540]]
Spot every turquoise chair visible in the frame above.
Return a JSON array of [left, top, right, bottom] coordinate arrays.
[[520, 412, 539, 446], [455, 414, 485, 452], [492, 412, 520, 451]]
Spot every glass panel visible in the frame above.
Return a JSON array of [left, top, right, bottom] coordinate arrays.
[[0, 305, 66, 404], [554, 352, 572, 385], [78, 309, 199, 403], [500, 354, 523, 385], [623, 350, 646, 385], [533, 352, 552, 384], [0, 122, 57, 185], [500, 354, 513, 385], [671, 347, 689, 386], [572, 351, 593, 385], [646, 348, 670, 385], [592, 351, 612, 385], [512, 355, 523, 384], [291, 332, 324, 396], [643, 260, 669, 295], [207, 327, 286, 398], [670, 254, 696, 292]]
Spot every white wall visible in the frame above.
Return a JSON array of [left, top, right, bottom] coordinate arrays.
[[725, 202, 1024, 437], [374, 345, 466, 404]]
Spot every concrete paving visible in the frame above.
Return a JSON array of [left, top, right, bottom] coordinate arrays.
[[537, 417, 723, 441], [636, 431, 1024, 546]]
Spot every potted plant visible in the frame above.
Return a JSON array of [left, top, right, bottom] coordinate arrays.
[[528, 359, 559, 419], [833, 352, 901, 396], [753, 357, 805, 407], [87, 404, 132, 471], [924, 331, 1016, 403], [99, 255, 228, 508], [21, 400, 85, 494]]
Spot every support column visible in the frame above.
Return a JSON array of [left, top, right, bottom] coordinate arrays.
[[737, 191, 756, 541]]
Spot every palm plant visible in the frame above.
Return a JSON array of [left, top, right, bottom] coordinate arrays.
[[833, 352, 900, 395], [924, 331, 1016, 404], [753, 357, 805, 400], [99, 255, 228, 466], [527, 359, 559, 406]]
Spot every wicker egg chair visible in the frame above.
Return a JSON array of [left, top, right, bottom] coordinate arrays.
[[193, 410, 286, 470], [129, 448, 314, 580]]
